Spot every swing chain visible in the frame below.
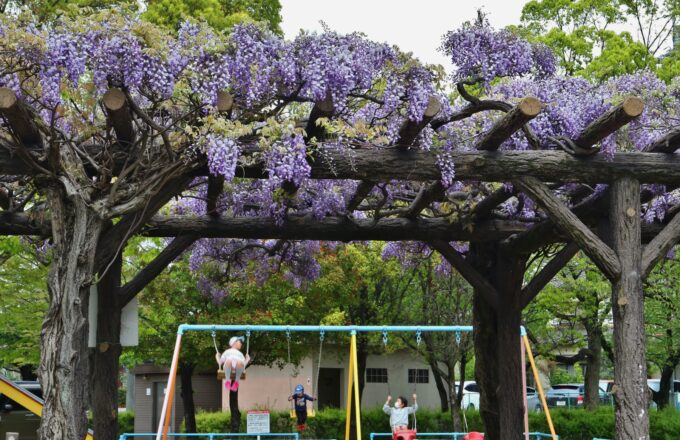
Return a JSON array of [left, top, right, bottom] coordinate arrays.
[[382, 330, 388, 347], [416, 330, 422, 346], [245, 329, 251, 356], [319, 329, 325, 342], [211, 330, 220, 355], [455, 331, 462, 346]]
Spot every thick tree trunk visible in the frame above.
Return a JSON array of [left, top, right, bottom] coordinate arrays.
[[610, 177, 649, 440], [180, 363, 197, 433], [583, 326, 602, 410], [469, 243, 526, 440], [229, 389, 241, 433], [92, 253, 123, 440], [39, 189, 103, 440]]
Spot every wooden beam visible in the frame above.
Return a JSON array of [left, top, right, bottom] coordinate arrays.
[[643, 126, 680, 153], [142, 215, 529, 242], [430, 240, 501, 310], [206, 175, 224, 217], [515, 176, 621, 280], [345, 180, 376, 213], [574, 96, 644, 149], [304, 94, 334, 143], [475, 96, 541, 151], [469, 186, 514, 220], [520, 242, 579, 308], [0, 87, 42, 146], [396, 96, 441, 149], [216, 91, 234, 113], [641, 211, 680, 277], [102, 88, 135, 146], [119, 234, 197, 307], [403, 180, 444, 219]]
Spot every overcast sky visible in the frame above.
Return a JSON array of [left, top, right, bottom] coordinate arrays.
[[279, 1, 656, 73], [280, 0, 527, 71]]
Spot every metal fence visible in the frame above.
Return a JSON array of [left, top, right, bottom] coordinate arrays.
[[369, 432, 558, 440], [119, 434, 300, 440]]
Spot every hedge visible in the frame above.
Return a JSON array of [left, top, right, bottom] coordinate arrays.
[[121, 407, 680, 440], [118, 411, 135, 436]]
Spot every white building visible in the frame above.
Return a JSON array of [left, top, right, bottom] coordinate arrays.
[[223, 347, 445, 411]]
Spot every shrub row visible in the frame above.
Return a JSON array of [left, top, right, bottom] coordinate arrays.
[[120, 407, 680, 440]]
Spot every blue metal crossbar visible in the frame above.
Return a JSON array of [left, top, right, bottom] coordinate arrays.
[[120, 434, 299, 440], [370, 433, 557, 440], [371, 433, 469, 440], [178, 324, 475, 335]]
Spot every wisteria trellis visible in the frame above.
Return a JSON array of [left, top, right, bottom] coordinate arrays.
[[1, 10, 679, 440]]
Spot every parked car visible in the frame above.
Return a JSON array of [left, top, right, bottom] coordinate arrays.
[[0, 380, 41, 440], [526, 386, 542, 412], [455, 381, 542, 412], [545, 383, 610, 408]]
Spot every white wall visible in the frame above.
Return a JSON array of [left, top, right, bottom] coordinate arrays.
[[223, 347, 446, 411]]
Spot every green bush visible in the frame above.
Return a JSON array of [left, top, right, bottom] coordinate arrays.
[[118, 411, 135, 436], [186, 406, 680, 440]]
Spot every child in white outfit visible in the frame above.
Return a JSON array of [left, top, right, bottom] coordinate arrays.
[[216, 335, 251, 391], [383, 394, 417, 433]]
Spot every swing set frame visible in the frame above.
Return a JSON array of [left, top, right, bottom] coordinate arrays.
[[154, 325, 556, 440]]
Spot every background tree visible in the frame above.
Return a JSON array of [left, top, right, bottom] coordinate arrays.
[[142, 0, 282, 33], [0, 237, 48, 380], [644, 250, 680, 409], [518, 0, 678, 80], [389, 246, 474, 431], [524, 251, 612, 410]]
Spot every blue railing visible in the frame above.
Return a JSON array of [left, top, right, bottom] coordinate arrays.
[[177, 324, 475, 335], [119, 433, 299, 440], [369, 432, 558, 440]]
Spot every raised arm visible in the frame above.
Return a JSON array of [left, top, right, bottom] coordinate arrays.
[[383, 395, 393, 414], [408, 394, 418, 413]]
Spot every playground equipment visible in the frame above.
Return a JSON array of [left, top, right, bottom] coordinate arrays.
[[0, 375, 94, 440], [154, 324, 557, 440], [120, 433, 299, 440]]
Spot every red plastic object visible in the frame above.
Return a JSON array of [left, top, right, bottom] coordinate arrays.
[[392, 429, 417, 440], [464, 433, 484, 440]]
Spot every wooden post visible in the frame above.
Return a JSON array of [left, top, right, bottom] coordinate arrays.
[[610, 177, 649, 440]]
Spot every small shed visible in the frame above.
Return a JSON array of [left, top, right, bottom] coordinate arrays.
[[132, 364, 222, 433]]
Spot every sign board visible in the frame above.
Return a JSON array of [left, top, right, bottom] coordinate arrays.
[[88, 286, 139, 347], [247, 410, 270, 434]]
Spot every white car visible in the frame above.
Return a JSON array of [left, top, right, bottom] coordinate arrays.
[[455, 381, 541, 412]]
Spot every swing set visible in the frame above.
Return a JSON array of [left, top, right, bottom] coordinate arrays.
[[152, 324, 557, 440]]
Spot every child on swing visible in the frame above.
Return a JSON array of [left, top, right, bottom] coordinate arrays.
[[383, 394, 418, 433], [288, 384, 316, 431], [216, 335, 250, 391]]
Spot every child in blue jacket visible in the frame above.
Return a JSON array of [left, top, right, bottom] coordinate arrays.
[[288, 384, 316, 431]]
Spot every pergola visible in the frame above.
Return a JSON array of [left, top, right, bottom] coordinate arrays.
[[1, 21, 679, 440]]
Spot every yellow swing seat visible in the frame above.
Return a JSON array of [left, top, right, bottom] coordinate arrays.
[[216, 368, 246, 381], [289, 407, 316, 418]]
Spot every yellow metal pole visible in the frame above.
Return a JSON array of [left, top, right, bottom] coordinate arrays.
[[345, 336, 355, 440], [523, 335, 557, 440], [351, 332, 362, 440]]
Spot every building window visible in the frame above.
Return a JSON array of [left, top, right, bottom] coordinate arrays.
[[408, 368, 429, 384], [366, 368, 388, 383]]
